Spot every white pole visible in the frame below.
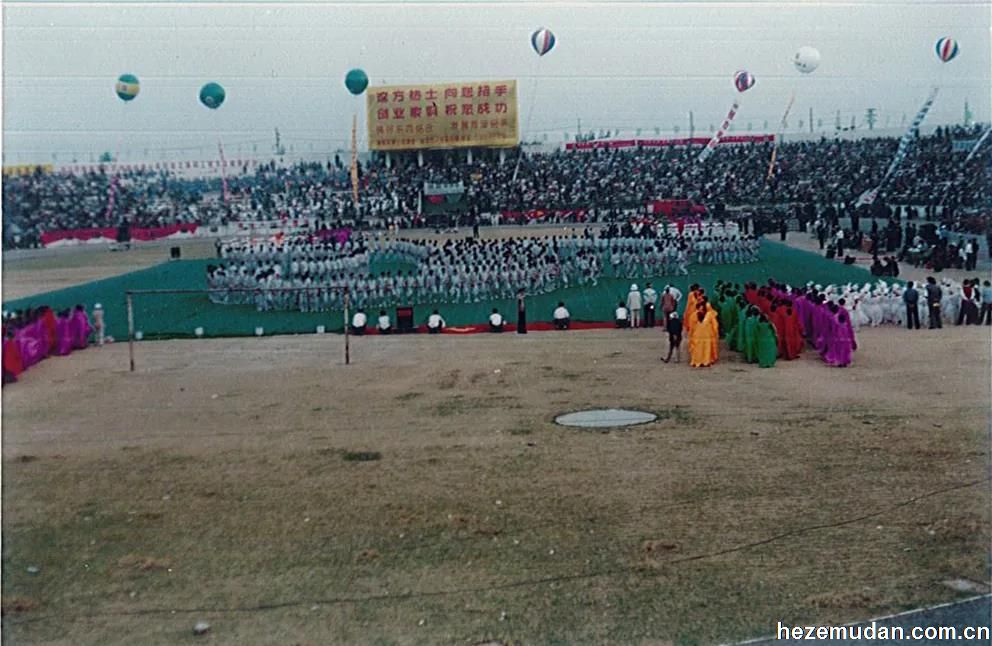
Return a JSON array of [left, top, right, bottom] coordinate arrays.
[[127, 293, 135, 372], [343, 291, 351, 365]]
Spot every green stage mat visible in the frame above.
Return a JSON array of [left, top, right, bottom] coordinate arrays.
[[3, 240, 878, 340]]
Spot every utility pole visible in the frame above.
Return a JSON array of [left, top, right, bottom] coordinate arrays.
[[689, 111, 695, 139], [835, 110, 841, 130], [865, 108, 877, 131], [809, 107, 813, 133], [576, 118, 581, 141]]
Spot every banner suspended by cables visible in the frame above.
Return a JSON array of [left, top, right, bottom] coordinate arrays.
[[697, 70, 754, 164], [766, 46, 819, 183], [856, 37, 958, 207], [512, 27, 556, 184], [964, 127, 991, 164], [199, 82, 228, 205], [105, 74, 140, 220], [344, 69, 369, 207]]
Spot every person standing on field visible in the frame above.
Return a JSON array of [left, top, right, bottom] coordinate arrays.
[[902, 281, 920, 330], [626, 284, 642, 329], [642, 282, 658, 328]]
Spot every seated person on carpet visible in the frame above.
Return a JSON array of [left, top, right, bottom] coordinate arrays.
[[427, 309, 446, 334], [552, 302, 571, 330], [615, 301, 630, 328], [377, 310, 392, 335], [351, 309, 367, 336], [489, 308, 504, 333]]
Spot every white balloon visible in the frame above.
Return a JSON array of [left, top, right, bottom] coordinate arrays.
[[793, 46, 821, 74]]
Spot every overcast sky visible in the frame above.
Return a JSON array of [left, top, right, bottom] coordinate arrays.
[[2, 0, 990, 164]]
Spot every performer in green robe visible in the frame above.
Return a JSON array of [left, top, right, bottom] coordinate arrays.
[[719, 294, 739, 340], [742, 307, 760, 363], [755, 314, 779, 368], [731, 297, 748, 352]]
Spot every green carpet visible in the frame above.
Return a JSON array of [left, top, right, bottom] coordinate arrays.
[[3, 240, 877, 340]]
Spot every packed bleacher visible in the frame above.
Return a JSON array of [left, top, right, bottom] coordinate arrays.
[[3, 125, 990, 249]]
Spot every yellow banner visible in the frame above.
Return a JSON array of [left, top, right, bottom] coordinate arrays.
[[367, 80, 518, 151], [3, 164, 53, 176]]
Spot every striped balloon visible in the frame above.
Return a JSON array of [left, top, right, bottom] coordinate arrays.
[[935, 37, 959, 63], [531, 28, 556, 57], [733, 70, 755, 93]]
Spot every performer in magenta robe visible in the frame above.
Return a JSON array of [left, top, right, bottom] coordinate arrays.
[[17, 321, 44, 368], [70, 305, 92, 349], [836, 299, 858, 352], [55, 312, 74, 356], [824, 311, 855, 367]]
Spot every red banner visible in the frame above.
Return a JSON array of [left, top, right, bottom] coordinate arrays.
[[565, 135, 773, 151], [646, 199, 707, 218], [41, 224, 199, 247]]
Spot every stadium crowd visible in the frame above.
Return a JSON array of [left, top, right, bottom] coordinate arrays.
[[4, 126, 989, 248]]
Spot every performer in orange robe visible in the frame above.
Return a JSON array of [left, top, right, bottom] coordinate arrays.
[[3, 328, 24, 383], [782, 304, 804, 360], [41, 307, 58, 355]]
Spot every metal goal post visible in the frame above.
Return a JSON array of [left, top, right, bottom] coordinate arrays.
[[124, 287, 353, 372]]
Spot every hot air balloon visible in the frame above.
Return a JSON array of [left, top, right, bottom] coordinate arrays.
[[115, 74, 140, 102], [531, 28, 556, 57], [935, 37, 959, 63], [733, 70, 755, 93], [199, 82, 226, 109], [345, 69, 369, 96], [793, 46, 821, 74]]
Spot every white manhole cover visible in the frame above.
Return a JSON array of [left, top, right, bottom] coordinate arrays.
[[555, 409, 657, 428]]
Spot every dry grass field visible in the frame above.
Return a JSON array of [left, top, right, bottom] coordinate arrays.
[[2, 241, 990, 645]]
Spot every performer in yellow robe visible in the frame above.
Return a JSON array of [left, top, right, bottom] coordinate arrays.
[[689, 309, 718, 367], [704, 308, 720, 365], [682, 284, 700, 336]]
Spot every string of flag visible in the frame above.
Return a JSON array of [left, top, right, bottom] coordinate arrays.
[[766, 93, 795, 181], [964, 127, 991, 163], [856, 86, 939, 206], [217, 140, 230, 205], [697, 99, 740, 164]]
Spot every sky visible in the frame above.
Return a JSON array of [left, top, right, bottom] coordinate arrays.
[[2, 0, 990, 164]]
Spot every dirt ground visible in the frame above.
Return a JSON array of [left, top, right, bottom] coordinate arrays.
[[2, 236, 991, 645], [2, 240, 219, 301], [2, 321, 989, 645]]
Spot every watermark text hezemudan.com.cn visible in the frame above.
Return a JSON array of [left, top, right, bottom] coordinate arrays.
[[777, 621, 991, 641]]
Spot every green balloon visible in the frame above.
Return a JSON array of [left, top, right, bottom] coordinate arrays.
[[116, 74, 140, 102], [345, 69, 368, 96], [199, 82, 226, 110]]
